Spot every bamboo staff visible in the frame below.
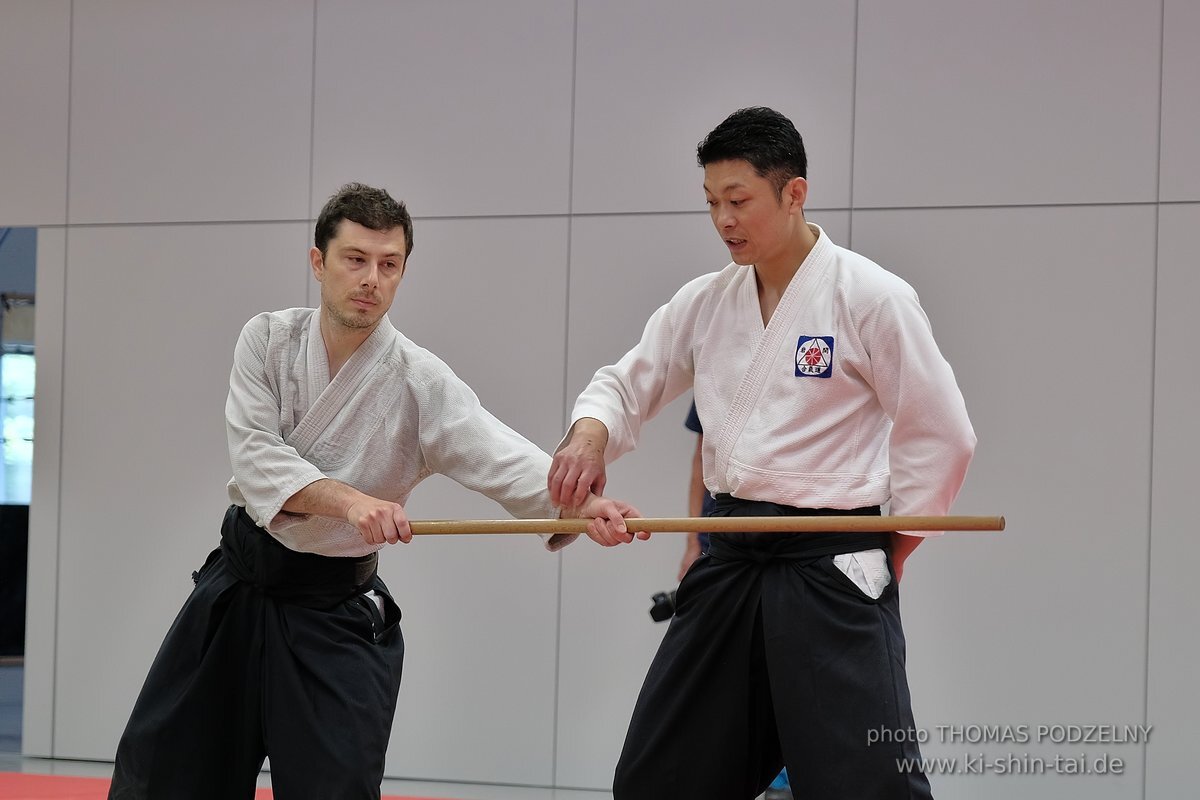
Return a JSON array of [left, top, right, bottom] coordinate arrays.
[[408, 515, 1004, 536]]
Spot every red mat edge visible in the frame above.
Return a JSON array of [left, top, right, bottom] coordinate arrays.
[[0, 772, 455, 800]]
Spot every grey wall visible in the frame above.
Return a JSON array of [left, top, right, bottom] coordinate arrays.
[[3, 0, 1196, 795]]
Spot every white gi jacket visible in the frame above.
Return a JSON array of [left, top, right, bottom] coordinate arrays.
[[227, 308, 564, 556], [571, 225, 976, 536]]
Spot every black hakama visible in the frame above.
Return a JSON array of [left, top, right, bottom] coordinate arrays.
[[613, 499, 934, 800], [109, 505, 404, 800]]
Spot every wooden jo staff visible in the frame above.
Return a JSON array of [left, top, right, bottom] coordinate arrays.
[[408, 515, 1005, 536]]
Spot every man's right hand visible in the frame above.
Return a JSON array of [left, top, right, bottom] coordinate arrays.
[[548, 418, 609, 508], [347, 497, 412, 545]]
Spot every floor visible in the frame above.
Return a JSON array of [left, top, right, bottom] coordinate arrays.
[[0, 758, 614, 800], [0, 663, 614, 800]]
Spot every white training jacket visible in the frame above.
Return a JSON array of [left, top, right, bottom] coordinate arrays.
[[571, 225, 977, 536], [226, 308, 564, 556]]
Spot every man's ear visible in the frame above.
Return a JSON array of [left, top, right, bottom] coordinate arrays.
[[309, 246, 324, 281], [784, 176, 808, 212]]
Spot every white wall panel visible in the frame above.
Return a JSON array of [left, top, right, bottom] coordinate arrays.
[[379, 216, 570, 785], [311, 0, 575, 219], [68, 1, 313, 224], [854, 0, 1161, 208], [23, 227, 66, 756], [572, 0, 856, 214], [0, 0, 70, 226], [556, 211, 849, 788], [853, 206, 1155, 799], [378, 489, 562, 786], [1160, 0, 1200, 201], [1146, 204, 1200, 797], [51, 223, 308, 758]]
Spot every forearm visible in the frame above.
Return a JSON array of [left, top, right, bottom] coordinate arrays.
[[569, 296, 699, 461], [281, 478, 371, 522], [688, 439, 705, 519], [280, 478, 412, 546]]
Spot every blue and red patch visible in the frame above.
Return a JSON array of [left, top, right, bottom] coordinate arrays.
[[795, 336, 834, 378]]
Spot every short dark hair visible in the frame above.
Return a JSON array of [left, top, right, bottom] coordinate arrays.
[[314, 183, 413, 258], [696, 107, 807, 195]]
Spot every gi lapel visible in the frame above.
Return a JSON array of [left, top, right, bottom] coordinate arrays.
[[711, 230, 832, 480], [285, 312, 395, 458]]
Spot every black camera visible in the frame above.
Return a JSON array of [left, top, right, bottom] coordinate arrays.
[[649, 589, 677, 622]]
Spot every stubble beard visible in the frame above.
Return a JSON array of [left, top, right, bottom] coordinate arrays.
[[323, 297, 379, 330]]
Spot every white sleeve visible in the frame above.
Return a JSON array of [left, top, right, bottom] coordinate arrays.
[[858, 291, 977, 535], [225, 316, 327, 531], [569, 286, 700, 461], [416, 364, 567, 547]]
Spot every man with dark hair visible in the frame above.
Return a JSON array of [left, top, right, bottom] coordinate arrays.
[[108, 183, 634, 800], [549, 107, 976, 798]]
